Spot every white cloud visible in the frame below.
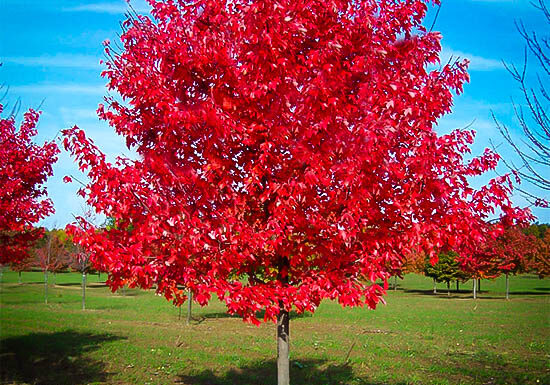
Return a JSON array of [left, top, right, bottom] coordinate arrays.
[[59, 107, 101, 122], [63, 1, 151, 14], [11, 84, 107, 96], [3, 54, 102, 69], [440, 47, 504, 71]]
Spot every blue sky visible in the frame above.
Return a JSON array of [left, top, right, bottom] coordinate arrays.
[[1, 0, 548, 227]]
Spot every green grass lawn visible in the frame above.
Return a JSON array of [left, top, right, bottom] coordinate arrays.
[[1, 270, 548, 385]]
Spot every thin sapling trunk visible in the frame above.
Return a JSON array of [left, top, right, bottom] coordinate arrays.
[[44, 233, 52, 304], [433, 278, 437, 294], [82, 271, 87, 310], [506, 273, 510, 300], [277, 303, 290, 385], [187, 289, 193, 325], [44, 270, 48, 304]]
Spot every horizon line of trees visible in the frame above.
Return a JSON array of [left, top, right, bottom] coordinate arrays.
[[394, 223, 550, 299]]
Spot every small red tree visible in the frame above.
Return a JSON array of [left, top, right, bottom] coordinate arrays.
[[403, 249, 428, 275], [527, 229, 550, 278], [491, 227, 538, 299], [0, 104, 59, 265], [69, 247, 91, 310], [35, 231, 70, 303], [462, 225, 538, 299], [10, 252, 34, 284], [62, 1, 530, 383]]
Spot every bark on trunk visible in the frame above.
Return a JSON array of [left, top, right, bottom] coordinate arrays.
[[277, 304, 290, 385], [82, 272, 87, 310], [478, 279, 481, 292], [45, 234, 52, 304], [186, 289, 193, 325], [433, 278, 437, 294], [473, 278, 477, 300], [456, 280, 459, 292], [447, 281, 450, 296], [506, 273, 510, 300], [44, 270, 48, 304], [18, 271, 22, 284], [393, 275, 397, 291]]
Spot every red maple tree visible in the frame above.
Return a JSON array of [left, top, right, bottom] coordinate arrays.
[[10, 252, 35, 284], [462, 225, 538, 298], [493, 227, 537, 275], [35, 232, 70, 275], [528, 229, 550, 278], [35, 231, 70, 303], [62, 1, 530, 382], [0, 104, 59, 265]]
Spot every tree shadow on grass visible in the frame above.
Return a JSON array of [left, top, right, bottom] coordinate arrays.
[[177, 359, 405, 385], [199, 310, 312, 322], [56, 282, 109, 288], [0, 330, 125, 385], [402, 288, 549, 298], [178, 355, 548, 385], [509, 289, 550, 295], [402, 289, 478, 297]]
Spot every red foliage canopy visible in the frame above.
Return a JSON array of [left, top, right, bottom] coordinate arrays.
[[64, 0, 529, 324], [462, 225, 538, 279], [9, 252, 34, 273], [0, 105, 59, 265], [35, 232, 70, 274], [528, 229, 550, 278]]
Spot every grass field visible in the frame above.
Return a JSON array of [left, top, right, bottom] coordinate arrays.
[[1, 270, 548, 385]]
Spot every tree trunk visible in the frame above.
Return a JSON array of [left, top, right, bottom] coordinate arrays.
[[82, 272, 87, 310], [393, 275, 397, 291], [18, 271, 22, 284], [44, 270, 48, 304], [447, 281, 450, 296], [506, 273, 510, 300], [45, 233, 51, 303], [473, 278, 477, 300], [456, 280, 459, 292], [277, 303, 290, 385], [433, 278, 437, 294], [478, 278, 481, 292], [186, 289, 193, 325]]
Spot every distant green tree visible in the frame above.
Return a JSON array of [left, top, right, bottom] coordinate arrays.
[[424, 252, 468, 295], [524, 223, 549, 240]]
